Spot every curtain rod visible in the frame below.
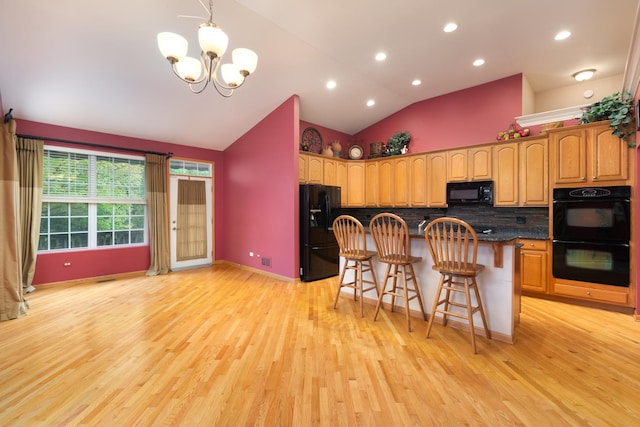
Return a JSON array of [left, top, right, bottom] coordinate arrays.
[[16, 133, 173, 158]]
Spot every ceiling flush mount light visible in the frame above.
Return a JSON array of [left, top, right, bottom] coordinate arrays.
[[473, 58, 485, 67], [412, 79, 422, 86], [554, 30, 571, 41], [443, 22, 458, 33], [573, 69, 596, 82], [326, 80, 337, 89], [375, 52, 387, 61], [366, 99, 375, 107], [157, 0, 258, 97]]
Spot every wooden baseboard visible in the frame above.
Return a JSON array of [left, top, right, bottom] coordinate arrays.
[[34, 270, 147, 288], [215, 260, 297, 283]]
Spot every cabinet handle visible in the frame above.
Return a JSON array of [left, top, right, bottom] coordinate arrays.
[[586, 291, 591, 296]]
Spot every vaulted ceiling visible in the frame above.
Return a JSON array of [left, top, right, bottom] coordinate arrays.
[[0, 0, 637, 150]]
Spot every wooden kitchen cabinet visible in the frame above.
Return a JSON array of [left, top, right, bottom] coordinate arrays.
[[447, 149, 468, 182], [365, 161, 378, 206], [469, 146, 492, 181], [519, 137, 549, 206], [323, 158, 337, 185], [377, 158, 394, 207], [446, 147, 492, 182], [551, 121, 629, 185], [426, 152, 447, 207], [393, 157, 410, 206], [346, 161, 365, 207], [492, 142, 519, 206], [299, 154, 308, 183], [307, 155, 323, 184], [519, 239, 548, 293], [410, 154, 428, 206], [337, 161, 348, 206]]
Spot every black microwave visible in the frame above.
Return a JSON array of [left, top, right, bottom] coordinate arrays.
[[446, 181, 494, 205]]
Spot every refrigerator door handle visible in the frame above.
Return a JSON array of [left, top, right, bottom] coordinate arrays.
[[321, 192, 331, 231]]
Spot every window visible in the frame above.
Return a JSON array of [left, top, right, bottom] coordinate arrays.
[[39, 147, 146, 252], [170, 159, 212, 177]]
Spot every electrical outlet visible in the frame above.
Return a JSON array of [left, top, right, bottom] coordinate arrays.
[[249, 251, 254, 256]]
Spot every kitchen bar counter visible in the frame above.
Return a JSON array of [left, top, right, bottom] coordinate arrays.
[[340, 227, 541, 344]]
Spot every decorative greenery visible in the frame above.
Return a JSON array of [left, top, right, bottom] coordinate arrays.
[[386, 131, 411, 155], [580, 92, 635, 147]]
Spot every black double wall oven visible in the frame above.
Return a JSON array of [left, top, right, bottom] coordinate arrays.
[[552, 185, 631, 287]]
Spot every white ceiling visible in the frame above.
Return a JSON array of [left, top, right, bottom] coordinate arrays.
[[0, 0, 637, 151]]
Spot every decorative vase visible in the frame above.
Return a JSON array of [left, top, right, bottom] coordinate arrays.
[[322, 146, 333, 156]]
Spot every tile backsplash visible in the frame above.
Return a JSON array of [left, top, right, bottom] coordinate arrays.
[[339, 205, 548, 231]]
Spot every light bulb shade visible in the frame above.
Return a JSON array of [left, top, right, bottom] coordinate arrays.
[[221, 63, 245, 87], [175, 57, 202, 82], [232, 48, 258, 75], [157, 32, 188, 61], [573, 69, 596, 82], [199, 24, 229, 57]]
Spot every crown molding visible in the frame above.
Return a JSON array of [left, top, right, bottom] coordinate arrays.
[[515, 104, 589, 127], [622, 1, 640, 95]]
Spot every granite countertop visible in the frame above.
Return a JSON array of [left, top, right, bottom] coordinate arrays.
[[364, 225, 549, 243]]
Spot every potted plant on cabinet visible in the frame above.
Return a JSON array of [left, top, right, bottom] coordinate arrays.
[[580, 92, 636, 147], [386, 131, 411, 155]]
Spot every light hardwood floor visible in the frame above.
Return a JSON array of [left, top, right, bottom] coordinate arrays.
[[1, 264, 639, 426]]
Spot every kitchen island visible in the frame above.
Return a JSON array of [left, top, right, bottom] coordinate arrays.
[[339, 228, 547, 344]]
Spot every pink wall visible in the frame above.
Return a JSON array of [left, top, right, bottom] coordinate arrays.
[[223, 96, 300, 278], [355, 74, 524, 156], [300, 120, 353, 158], [635, 88, 640, 316], [15, 120, 225, 285]]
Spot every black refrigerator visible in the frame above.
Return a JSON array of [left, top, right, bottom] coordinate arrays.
[[300, 184, 341, 282]]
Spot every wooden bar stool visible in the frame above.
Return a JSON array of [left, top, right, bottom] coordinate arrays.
[[424, 217, 491, 353], [332, 215, 379, 317], [370, 213, 426, 331]]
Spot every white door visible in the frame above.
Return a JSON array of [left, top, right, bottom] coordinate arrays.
[[170, 175, 213, 270]]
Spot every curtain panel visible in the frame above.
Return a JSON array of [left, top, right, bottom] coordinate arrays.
[[176, 180, 207, 261], [145, 154, 170, 276], [16, 137, 43, 293], [0, 120, 29, 320]]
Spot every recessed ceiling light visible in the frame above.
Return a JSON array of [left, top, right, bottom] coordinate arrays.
[[366, 99, 375, 107], [375, 52, 387, 61], [443, 22, 458, 33], [573, 69, 596, 82], [412, 79, 422, 86], [555, 30, 571, 41], [326, 80, 337, 89], [473, 58, 485, 67]]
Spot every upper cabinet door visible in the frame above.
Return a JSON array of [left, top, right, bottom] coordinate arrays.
[[519, 138, 548, 206], [551, 128, 588, 184], [446, 149, 468, 182], [427, 152, 447, 207], [590, 126, 628, 182], [377, 159, 394, 207], [469, 146, 492, 181], [409, 155, 427, 207], [493, 142, 519, 206]]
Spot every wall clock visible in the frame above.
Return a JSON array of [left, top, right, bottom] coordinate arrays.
[[348, 144, 364, 160], [301, 127, 323, 154]]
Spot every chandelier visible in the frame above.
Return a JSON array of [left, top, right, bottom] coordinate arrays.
[[157, 0, 258, 97]]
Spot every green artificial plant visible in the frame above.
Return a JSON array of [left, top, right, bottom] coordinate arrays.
[[580, 92, 636, 147], [386, 131, 411, 155]]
